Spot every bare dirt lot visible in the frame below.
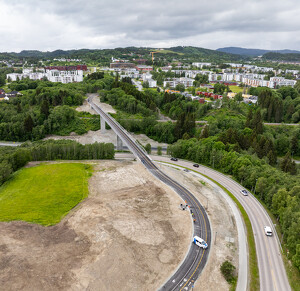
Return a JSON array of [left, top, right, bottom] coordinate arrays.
[[0, 160, 192, 291]]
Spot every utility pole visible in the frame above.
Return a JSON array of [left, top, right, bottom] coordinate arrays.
[[254, 178, 258, 195]]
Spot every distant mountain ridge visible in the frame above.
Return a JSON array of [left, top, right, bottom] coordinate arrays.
[[217, 47, 300, 56], [0, 46, 248, 62]]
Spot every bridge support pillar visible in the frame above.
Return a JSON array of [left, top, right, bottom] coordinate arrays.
[[100, 116, 106, 134], [117, 135, 123, 151]]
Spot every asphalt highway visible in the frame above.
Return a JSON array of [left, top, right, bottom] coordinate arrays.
[[88, 96, 212, 291], [152, 156, 291, 291]]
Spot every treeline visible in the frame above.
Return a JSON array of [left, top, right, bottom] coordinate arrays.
[[159, 91, 214, 120], [257, 87, 300, 123], [168, 136, 300, 271], [0, 140, 114, 186], [204, 110, 300, 168], [0, 67, 14, 86]]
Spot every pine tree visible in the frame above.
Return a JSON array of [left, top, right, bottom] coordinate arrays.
[[40, 99, 50, 117], [24, 115, 34, 133], [245, 109, 253, 128], [280, 152, 297, 175]]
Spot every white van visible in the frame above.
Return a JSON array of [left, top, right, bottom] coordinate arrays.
[[264, 226, 273, 236], [193, 236, 208, 249]]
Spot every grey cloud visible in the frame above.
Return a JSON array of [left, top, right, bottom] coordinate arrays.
[[0, 0, 299, 51]]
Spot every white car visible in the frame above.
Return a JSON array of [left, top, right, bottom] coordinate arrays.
[[193, 236, 208, 249], [240, 189, 248, 196], [264, 226, 273, 236]]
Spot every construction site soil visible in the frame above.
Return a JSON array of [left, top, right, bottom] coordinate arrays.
[[0, 160, 238, 291], [0, 160, 191, 291]]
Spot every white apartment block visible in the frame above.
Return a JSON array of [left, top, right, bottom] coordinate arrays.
[[163, 77, 194, 88], [46, 70, 83, 83], [270, 77, 297, 87], [192, 62, 211, 68], [142, 73, 157, 88], [147, 79, 157, 88]]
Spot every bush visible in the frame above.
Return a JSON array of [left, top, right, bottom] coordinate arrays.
[[157, 146, 162, 155], [220, 260, 236, 283], [145, 143, 151, 154]]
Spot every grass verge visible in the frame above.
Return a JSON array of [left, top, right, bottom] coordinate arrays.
[[0, 163, 93, 226], [202, 173, 260, 291]]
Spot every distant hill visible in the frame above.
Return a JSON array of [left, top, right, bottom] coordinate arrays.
[[0, 46, 248, 63], [217, 47, 300, 56], [263, 52, 300, 62], [166, 46, 248, 61]]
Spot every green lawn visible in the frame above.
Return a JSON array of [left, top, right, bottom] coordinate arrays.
[[0, 163, 93, 226], [229, 86, 244, 93]]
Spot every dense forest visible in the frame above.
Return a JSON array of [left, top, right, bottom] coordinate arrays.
[[0, 75, 115, 141]]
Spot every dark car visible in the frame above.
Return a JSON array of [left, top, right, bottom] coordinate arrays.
[[193, 164, 199, 167], [170, 157, 178, 161]]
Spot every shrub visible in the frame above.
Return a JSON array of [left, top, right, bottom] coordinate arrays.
[[220, 260, 236, 283]]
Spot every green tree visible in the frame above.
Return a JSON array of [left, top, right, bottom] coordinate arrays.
[[24, 115, 34, 133], [0, 75, 5, 87], [234, 92, 243, 102], [220, 261, 236, 282], [157, 146, 162, 155], [145, 143, 151, 154], [0, 161, 13, 184], [280, 152, 297, 175], [40, 99, 50, 117], [142, 81, 149, 88], [175, 83, 185, 92]]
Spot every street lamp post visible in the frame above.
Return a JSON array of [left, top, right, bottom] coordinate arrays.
[[254, 178, 258, 195]]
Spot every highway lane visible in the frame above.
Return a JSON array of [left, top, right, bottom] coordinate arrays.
[[152, 156, 291, 291], [0, 142, 22, 147], [88, 96, 212, 291]]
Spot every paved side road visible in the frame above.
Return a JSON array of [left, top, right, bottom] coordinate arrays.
[[0, 142, 22, 147], [151, 156, 291, 291]]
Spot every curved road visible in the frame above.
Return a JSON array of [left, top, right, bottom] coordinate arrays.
[[88, 96, 212, 290], [152, 156, 291, 291]]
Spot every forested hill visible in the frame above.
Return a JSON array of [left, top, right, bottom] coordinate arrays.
[[0, 46, 247, 63], [217, 47, 300, 56], [165, 46, 248, 61], [262, 52, 300, 62]]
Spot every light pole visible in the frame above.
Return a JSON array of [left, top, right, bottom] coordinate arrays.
[[213, 155, 215, 168], [254, 178, 258, 195]]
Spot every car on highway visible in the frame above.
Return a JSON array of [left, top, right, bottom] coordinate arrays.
[[193, 236, 208, 249], [170, 157, 178, 161], [240, 189, 248, 196], [193, 164, 199, 168], [183, 168, 189, 172], [264, 226, 273, 236]]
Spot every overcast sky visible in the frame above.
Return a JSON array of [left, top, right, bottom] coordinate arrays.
[[1, 0, 300, 52]]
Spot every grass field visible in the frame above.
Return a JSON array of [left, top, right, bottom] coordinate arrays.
[[0, 163, 93, 226], [229, 86, 244, 93]]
